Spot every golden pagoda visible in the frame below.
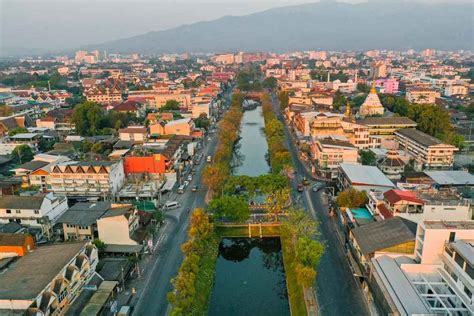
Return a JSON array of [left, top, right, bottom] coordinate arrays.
[[359, 82, 384, 117]]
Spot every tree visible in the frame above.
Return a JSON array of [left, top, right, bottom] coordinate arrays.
[[39, 137, 54, 152], [208, 196, 250, 222], [160, 99, 181, 111], [296, 236, 324, 267], [188, 208, 214, 241], [0, 104, 13, 116], [359, 150, 377, 166], [90, 143, 104, 154], [8, 127, 28, 136], [263, 76, 278, 91], [11, 145, 34, 164], [336, 188, 368, 208], [92, 239, 107, 252], [332, 91, 347, 110], [357, 83, 370, 93], [265, 188, 290, 221], [202, 163, 229, 196], [152, 210, 163, 223], [194, 113, 210, 130], [278, 91, 289, 110], [71, 101, 104, 136], [295, 263, 317, 288]]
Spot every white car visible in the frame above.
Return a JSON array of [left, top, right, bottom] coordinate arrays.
[[187, 175, 193, 181], [164, 201, 180, 210]]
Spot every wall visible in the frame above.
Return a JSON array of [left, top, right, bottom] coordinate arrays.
[[124, 154, 166, 175], [97, 216, 137, 245]]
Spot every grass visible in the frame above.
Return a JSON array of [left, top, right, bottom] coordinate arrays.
[[192, 236, 220, 315], [281, 234, 308, 316]]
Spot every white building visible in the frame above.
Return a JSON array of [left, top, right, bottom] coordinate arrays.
[[444, 84, 468, 97], [0, 193, 68, 239], [97, 206, 140, 246]]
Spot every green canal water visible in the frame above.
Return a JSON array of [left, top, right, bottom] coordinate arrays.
[[208, 237, 290, 316]]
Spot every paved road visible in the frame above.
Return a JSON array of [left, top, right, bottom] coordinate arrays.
[[270, 94, 369, 316], [132, 89, 232, 316]]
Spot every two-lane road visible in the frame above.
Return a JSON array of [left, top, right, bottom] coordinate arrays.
[[270, 93, 369, 316]]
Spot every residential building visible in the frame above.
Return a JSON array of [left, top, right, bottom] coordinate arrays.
[[0, 133, 41, 155], [374, 78, 399, 94], [311, 138, 358, 179], [213, 53, 235, 65], [359, 84, 385, 117], [96, 205, 140, 246], [0, 242, 98, 315], [444, 84, 468, 97], [338, 163, 395, 193], [150, 118, 195, 136], [395, 128, 458, 170], [406, 88, 441, 104], [0, 233, 35, 259], [371, 61, 387, 78], [118, 126, 147, 142], [0, 194, 68, 239], [50, 161, 125, 199]]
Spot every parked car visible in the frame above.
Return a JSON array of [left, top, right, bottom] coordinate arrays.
[[206, 155, 212, 162], [164, 201, 180, 210], [187, 175, 193, 181], [297, 183, 304, 192], [312, 182, 324, 192], [302, 176, 310, 186], [192, 185, 198, 192], [177, 185, 185, 194]]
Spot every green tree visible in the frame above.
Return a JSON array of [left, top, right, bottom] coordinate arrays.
[[295, 263, 317, 288], [208, 196, 250, 222], [357, 83, 370, 93], [160, 99, 181, 111], [8, 127, 28, 136], [279, 91, 289, 110], [11, 145, 34, 164], [92, 239, 107, 252], [359, 150, 377, 166], [332, 91, 347, 110], [296, 236, 324, 267], [71, 101, 104, 136], [194, 113, 210, 130], [90, 143, 104, 154], [336, 188, 368, 208], [263, 76, 278, 91], [265, 188, 290, 221]]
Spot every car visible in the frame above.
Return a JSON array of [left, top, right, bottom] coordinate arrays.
[[177, 185, 185, 194], [312, 182, 323, 192], [191, 185, 198, 192], [302, 176, 310, 186], [206, 155, 212, 162], [297, 183, 304, 192], [191, 168, 196, 175], [184, 180, 190, 187], [187, 175, 193, 181], [164, 201, 180, 210]]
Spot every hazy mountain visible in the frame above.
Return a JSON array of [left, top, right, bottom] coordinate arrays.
[[86, 2, 473, 54]]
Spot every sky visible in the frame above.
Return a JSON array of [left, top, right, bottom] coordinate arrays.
[[0, 0, 471, 51]]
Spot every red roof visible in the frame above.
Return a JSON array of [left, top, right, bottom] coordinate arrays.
[[384, 189, 424, 205], [377, 204, 393, 219], [113, 100, 140, 112]]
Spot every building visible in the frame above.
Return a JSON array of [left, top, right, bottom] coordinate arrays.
[[96, 205, 140, 246], [0, 242, 98, 314], [124, 153, 168, 176], [213, 53, 235, 65], [50, 161, 125, 199], [0, 233, 34, 259], [150, 118, 195, 136], [377, 150, 407, 180], [311, 138, 358, 179], [371, 61, 387, 78], [374, 78, 399, 94], [0, 133, 41, 155], [118, 126, 147, 142], [359, 84, 385, 117], [338, 163, 395, 193], [0, 194, 68, 239], [395, 128, 458, 170], [444, 84, 468, 97], [357, 116, 417, 138], [406, 88, 441, 104], [378, 189, 471, 223]]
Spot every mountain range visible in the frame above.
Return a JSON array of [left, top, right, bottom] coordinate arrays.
[[86, 2, 473, 54]]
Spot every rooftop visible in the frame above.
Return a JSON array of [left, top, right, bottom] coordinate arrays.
[[0, 242, 87, 300], [395, 128, 445, 147], [358, 116, 417, 126], [352, 217, 417, 255], [423, 220, 474, 230], [340, 163, 395, 188], [424, 170, 474, 186], [0, 195, 44, 210]]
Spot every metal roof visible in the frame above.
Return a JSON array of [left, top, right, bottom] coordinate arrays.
[[424, 170, 474, 186], [340, 163, 395, 188]]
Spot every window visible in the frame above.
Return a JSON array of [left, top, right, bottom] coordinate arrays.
[[449, 232, 456, 243], [15, 210, 21, 214], [6, 209, 11, 214], [34, 210, 39, 214]]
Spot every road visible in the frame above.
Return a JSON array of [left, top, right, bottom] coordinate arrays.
[[132, 90, 231, 316], [270, 94, 370, 316]]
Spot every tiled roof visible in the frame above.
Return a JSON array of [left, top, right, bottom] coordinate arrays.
[[0, 196, 44, 210], [358, 116, 417, 126], [395, 128, 445, 147], [384, 189, 424, 205]]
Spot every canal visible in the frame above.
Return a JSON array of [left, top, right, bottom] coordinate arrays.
[[232, 102, 270, 176], [208, 238, 290, 316]]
